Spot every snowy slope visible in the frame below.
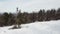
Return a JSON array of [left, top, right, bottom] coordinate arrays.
[[0, 20, 60, 34]]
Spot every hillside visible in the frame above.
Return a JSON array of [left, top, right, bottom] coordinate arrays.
[[0, 20, 60, 34]]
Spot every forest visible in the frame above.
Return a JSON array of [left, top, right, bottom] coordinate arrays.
[[0, 8, 60, 27]]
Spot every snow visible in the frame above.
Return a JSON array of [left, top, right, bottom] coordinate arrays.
[[0, 20, 60, 34]]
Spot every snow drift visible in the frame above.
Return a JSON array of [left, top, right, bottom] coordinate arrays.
[[0, 20, 60, 34]]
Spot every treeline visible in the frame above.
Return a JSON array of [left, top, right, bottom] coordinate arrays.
[[0, 8, 60, 27]]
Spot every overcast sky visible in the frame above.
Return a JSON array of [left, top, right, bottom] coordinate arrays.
[[0, 0, 60, 13]]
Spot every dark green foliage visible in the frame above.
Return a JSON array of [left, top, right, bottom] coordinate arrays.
[[0, 8, 60, 27]]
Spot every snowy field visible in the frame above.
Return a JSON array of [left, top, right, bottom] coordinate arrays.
[[0, 20, 60, 34]]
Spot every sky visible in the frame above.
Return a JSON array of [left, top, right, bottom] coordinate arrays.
[[0, 0, 60, 13]]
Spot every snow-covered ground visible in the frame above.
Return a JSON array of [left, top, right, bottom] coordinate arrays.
[[0, 20, 60, 34]]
